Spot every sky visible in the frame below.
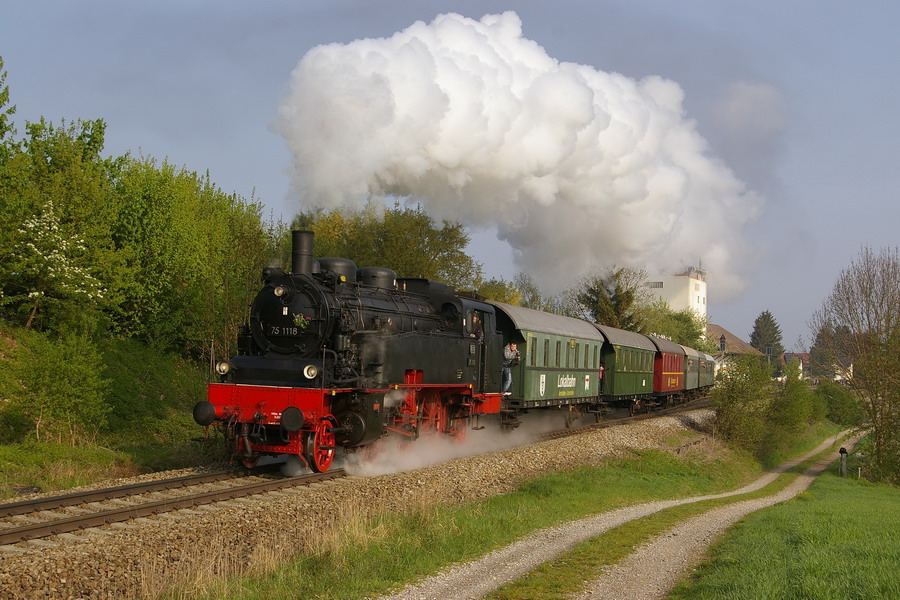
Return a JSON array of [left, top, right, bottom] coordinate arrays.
[[3, 1, 899, 350]]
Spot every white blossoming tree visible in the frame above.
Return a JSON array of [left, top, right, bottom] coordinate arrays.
[[1, 199, 106, 330]]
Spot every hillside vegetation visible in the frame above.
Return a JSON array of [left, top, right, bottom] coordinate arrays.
[[0, 325, 223, 496]]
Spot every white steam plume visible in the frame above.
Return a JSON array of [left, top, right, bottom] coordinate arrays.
[[274, 12, 762, 297]]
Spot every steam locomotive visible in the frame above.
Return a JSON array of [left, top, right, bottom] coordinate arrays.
[[193, 231, 713, 473]]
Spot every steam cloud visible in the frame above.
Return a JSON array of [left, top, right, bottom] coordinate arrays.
[[274, 12, 762, 297]]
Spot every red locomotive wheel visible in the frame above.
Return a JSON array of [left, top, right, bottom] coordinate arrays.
[[306, 416, 337, 472], [240, 455, 260, 469], [237, 436, 260, 468], [359, 439, 382, 463], [420, 391, 447, 434]]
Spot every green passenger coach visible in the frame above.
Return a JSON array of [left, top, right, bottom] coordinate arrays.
[[489, 301, 606, 411], [593, 324, 656, 408]]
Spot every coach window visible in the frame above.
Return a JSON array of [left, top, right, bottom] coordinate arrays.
[[593, 345, 598, 369], [555, 341, 561, 367], [574, 343, 580, 369], [530, 339, 536, 366], [544, 339, 550, 367]]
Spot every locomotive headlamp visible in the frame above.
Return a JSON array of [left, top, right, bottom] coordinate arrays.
[[215, 361, 232, 375], [303, 364, 319, 379], [273, 285, 286, 297]]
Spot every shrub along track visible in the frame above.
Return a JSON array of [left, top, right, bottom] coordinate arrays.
[[0, 407, 715, 600]]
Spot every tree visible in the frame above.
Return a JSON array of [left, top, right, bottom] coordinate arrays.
[[110, 156, 272, 356], [289, 202, 483, 289], [0, 56, 17, 159], [475, 277, 521, 305], [0, 200, 106, 331], [566, 267, 650, 330], [0, 117, 118, 335], [512, 272, 561, 313], [808, 322, 853, 380], [636, 299, 716, 352], [749, 310, 785, 370], [811, 246, 900, 483]]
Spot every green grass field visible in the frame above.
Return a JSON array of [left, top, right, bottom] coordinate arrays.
[[670, 473, 900, 600]]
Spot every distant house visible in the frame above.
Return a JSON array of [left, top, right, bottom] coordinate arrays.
[[706, 323, 763, 375], [781, 352, 811, 378]]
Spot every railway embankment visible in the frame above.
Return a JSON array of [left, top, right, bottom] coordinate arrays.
[[0, 409, 719, 599]]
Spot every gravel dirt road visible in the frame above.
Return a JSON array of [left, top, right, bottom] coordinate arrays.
[[377, 430, 857, 600]]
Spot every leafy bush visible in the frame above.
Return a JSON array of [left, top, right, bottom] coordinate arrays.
[[814, 380, 865, 427], [761, 360, 813, 464], [711, 355, 772, 454], [99, 336, 215, 469], [5, 328, 110, 444]]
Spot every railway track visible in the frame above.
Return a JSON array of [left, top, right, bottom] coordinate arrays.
[[0, 467, 345, 546], [540, 397, 711, 442], [0, 399, 709, 548]]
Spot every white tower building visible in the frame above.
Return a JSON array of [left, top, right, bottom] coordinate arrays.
[[646, 267, 707, 319]]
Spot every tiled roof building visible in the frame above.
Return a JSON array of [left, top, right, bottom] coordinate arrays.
[[707, 323, 763, 356]]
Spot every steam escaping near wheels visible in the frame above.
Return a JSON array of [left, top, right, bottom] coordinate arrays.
[[281, 454, 307, 477]]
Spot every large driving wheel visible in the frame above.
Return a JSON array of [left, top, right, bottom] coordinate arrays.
[[420, 391, 448, 434], [240, 454, 260, 469], [305, 415, 337, 472]]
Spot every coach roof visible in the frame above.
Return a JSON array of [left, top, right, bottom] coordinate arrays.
[[489, 301, 605, 341], [646, 334, 686, 355], [593, 324, 657, 351]]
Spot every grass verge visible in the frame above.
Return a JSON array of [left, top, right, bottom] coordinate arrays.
[[0, 442, 136, 497]]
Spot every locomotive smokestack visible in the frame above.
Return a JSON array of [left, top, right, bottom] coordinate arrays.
[[292, 230, 315, 276]]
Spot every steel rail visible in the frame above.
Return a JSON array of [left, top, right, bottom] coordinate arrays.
[[0, 464, 281, 519], [0, 469, 344, 546]]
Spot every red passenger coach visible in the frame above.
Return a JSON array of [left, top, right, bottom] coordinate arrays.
[[647, 335, 685, 403]]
